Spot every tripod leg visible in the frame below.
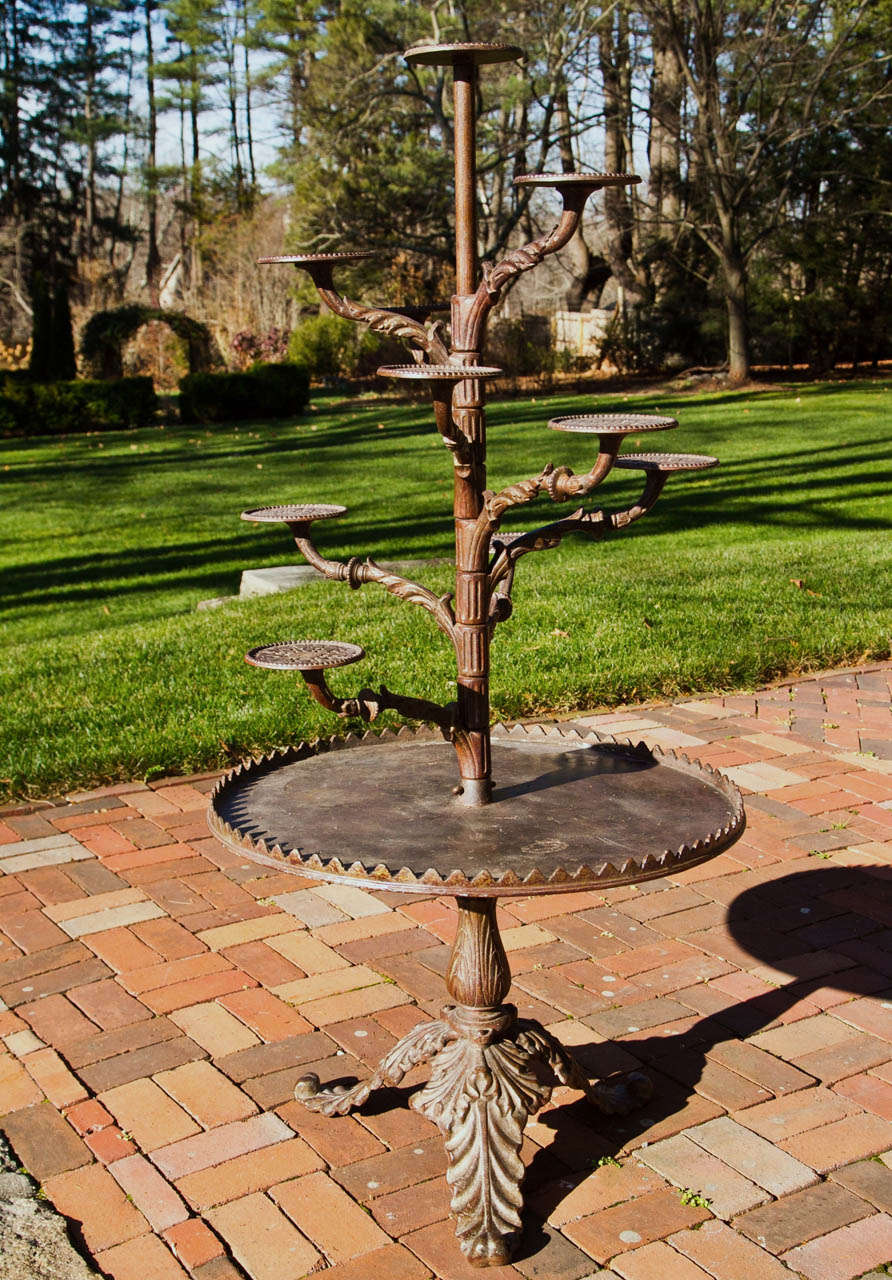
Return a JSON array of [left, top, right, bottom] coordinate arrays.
[[294, 1017, 456, 1116]]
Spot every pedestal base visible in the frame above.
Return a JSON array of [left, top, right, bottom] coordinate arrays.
[[295, 1001, 652, 1267], [208, 730, 744, 1265]]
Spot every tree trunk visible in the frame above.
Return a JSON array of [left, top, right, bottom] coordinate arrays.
[[241, 0, 256, 189], [223, 20, 244, 206], [189, 57, 202, 294], [647, 14, 682, 300], [555, 79, 593, 310], [84, 5, 96, 261], [723, 255, 749, 382], [144, 0, 160, 303], [599, 6, 647, 307]]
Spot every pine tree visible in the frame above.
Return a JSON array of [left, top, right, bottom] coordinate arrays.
[[27, 272, 52, 379], [51, 280, 77, 379]]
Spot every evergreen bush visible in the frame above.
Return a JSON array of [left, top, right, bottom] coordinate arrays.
[[178, 362, 309, 423], [0, 377, 157, 437], [287, 313, 357, 380]]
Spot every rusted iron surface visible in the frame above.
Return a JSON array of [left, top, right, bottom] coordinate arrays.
[[404, 41, 524, 67], [226, 37, 746, 1268], [209, 724, 745, 894], [240, 503, 346, 524], [549, 411, 677, 433], [244, 641, 364, 671]]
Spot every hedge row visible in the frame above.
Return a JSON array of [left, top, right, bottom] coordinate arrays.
[[178, 362, 310, 423], [0, 361, 310, 438], [0, 376, 157, 437]]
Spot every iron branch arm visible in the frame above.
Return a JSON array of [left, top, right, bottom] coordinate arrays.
[[470, 438, 622, 566], [460, 190, 588, 348], [487, 509, 607, 631], [488, 508, 599, 590], [609, 471, 668, 529], [486, 470, 670, 633], [302, 261, 450, 364], [287, 521, 456, 642], [299, 669, 456, 738]]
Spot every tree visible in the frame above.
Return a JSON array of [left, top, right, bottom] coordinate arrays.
[[650, 0, 891, 380], [144, 0, 162, 301], [270, 1, 619, 299], [157, 0, 223, 292]]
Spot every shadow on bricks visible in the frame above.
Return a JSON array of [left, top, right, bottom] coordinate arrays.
[[517, 864, 891, 1256]]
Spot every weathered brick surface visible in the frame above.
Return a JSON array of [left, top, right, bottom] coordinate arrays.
[[156, 1059, 258, 1127], [107, 1153, 190, 1230], [562, 1187, 711, 1263], [99, 1077, 201, 1150], [94, 1233, 190, 1280], [780, 1111, 892, 1170], [22, 1045, 88, 1107], [169, 1001, 261, 1056], [733, 1085, 856, 1139], [669, 1218, 795, 1280], [2, 1102, 91, 1178], [2, 663, 891, 1279], [79, 1033, 207, 1092], [174, 1137, 323, 1209], [686, 1116, 818, 1195], [42, 1163, 149, 1252], [271, 1170, 391, 1261], [152, 1112, 294, 1180], [734, 1179, 873, 1253], [207, 1192, 321, 1280], [0, 1054, 46, 1113], [781, 1212, 892, 1280], [63, 1014, 182, 1067], [333, 1137, 448, 1202], [163, 1217, 225, 1269], [85, 1126, 137, 1163], [639, 1132, 768, 1219], [275, 1099, 386, 1167]]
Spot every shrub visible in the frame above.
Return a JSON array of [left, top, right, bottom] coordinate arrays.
[[0, 376, 157, 438], [81, 306, 222, 379], [287, 313, 357, 380], [486, 315, 556, 376], [286, 313, 412, 382], [259, 327, 290, 362], [231, 327, 292, 370], [249, 362, 310, 417], [179, 362, 309, 423], [178, 371, 254, 423], [231, 329, 261, 368]]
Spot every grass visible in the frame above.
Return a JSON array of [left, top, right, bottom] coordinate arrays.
[[2, 378, 889, 800]]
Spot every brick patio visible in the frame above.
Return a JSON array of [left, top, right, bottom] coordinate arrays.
[[1, 663, 890, 1280]]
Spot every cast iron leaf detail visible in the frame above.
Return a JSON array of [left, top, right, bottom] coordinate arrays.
[[411, 1036, 554, 1264]]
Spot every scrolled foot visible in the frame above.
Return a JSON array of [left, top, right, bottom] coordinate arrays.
[[515, 1022, 653, 1118], [462, 1229, 514, 1268], [293, 1072, 321, 1101], [293, 1018, 456, 1117], [590, 1069, 653, 1116]]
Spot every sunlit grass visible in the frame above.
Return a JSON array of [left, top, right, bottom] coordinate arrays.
[[2, 379, 889, 799]]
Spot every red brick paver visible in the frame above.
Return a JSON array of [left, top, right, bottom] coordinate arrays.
[[1, 661, 891, 1279]]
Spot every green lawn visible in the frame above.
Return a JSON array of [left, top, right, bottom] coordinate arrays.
[[2, 379, 889, 800]]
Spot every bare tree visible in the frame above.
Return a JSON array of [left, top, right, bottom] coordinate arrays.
[[652, 0, 888, 380]]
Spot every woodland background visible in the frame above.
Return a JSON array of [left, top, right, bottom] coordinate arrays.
[[1, 0, 890, 386]]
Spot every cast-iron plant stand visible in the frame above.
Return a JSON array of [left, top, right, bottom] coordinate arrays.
[[210, 40, 745, 1268]]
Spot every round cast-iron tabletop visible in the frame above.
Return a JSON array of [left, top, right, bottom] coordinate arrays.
[[209, 725, 745, 897]]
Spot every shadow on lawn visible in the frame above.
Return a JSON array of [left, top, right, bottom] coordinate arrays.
[[1, 513, 457, 612], [516, 864, 890, 1258], [3, 379, 888, 628]]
